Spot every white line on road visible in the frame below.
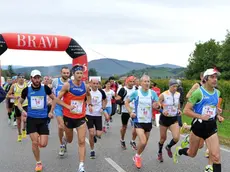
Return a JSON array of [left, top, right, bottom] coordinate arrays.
[[105, 158, 126, 172]]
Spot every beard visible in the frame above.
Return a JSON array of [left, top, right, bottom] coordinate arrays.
[[32, 80, 41, 87]]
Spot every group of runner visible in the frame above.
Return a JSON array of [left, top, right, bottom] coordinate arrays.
[[2, 65, 224, 172]]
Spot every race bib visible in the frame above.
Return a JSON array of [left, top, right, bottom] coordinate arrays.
[[31, 96, 44, 109], [202, 105, 216, 119], [92, 96, 99, 105], [71, 100, 83, 114], [10, 99, 15, 103], [165, 106, 178, 116]]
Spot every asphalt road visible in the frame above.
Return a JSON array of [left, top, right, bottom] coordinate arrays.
[[0, 103, 229, 172]]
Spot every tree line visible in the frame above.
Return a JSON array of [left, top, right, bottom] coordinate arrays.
[[185, 30, 230, 80]]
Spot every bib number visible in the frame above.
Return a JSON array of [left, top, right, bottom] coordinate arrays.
[[31, 96, 44, 109], [202, 105, 216, 119], [71, 100, 83, 114], [165, 106, 178, 116]]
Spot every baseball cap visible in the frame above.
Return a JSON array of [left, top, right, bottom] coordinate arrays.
[[203, 68, 220, 78], [169, 79, 178, 87], [31, 70, 41, 77]]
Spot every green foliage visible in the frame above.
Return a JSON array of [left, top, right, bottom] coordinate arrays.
[[7, 65, 16, 77], [217, 31, 230, 79], [185, 39, 221, 79], [88, 68, 98, 76]]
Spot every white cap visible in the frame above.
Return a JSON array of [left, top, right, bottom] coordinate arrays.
[[31, 70, 41, 77], [203, 68, 220, 78]]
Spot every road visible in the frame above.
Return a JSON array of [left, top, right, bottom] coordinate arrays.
[[0, 104, 229, 172]]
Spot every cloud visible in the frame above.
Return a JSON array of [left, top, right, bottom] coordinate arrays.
[[1, 0, 230, 68]]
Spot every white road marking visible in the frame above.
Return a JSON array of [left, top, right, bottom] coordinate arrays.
[[105, 158, 126, 172]]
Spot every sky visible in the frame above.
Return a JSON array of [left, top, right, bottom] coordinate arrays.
[[1, 0, 230, 68]]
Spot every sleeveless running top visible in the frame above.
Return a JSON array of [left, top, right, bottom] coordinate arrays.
[[63, 80, 86, 119]]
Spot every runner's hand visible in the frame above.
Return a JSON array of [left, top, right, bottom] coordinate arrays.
[[217, 115, 224, 123], [48, 112, 54, 119], [89, 105, 93, 113], [152, 102, 160, 109], [201, 114, 210, 121], [163, 110, 169, 116], [178, 110, 182, 116], [68, 105, 75, 111], [130, 112, 136, 118]]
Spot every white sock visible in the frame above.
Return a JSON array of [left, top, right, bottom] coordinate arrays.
[[91, 149, 94, 152], [79, 162, 84, 168], [131, 140, 135, 143], [121, 139, 125, 142]]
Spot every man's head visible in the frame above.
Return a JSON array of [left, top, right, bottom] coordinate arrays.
[[31, 70, 42, 87], [169, 78, 178, 93], [140, 74, 150, 90], [109, 76, 115, 84], [203, 68, 220, 88], [125, 76, 135, 88], [135, 78, 140, 86], [11, 76, 17, 84], [72, 64, 84, 81], [17, 73, 25, 84], [61, 67, 70, 81], [43, 76, 49, 85], [90, 79, 99, 91], [104, 80, 111, 89], [152, 82, 157, 87]]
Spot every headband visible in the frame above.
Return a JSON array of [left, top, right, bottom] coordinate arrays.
[[72, 65, 84, 72]]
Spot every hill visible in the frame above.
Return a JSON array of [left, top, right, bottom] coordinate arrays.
[[4, 58, 184, 78], [124, 66, 186, 79]]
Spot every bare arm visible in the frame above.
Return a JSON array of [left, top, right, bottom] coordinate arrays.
[[186, 83, 199, 99], [183, 102, 203, 120], [125, 98, 132, 114], [6, 84, 15, 99], [86, 84, 91, 105], [17, 97, 25, 112]]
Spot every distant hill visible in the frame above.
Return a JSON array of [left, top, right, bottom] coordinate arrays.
[[3, 58, 184, 78], [124, 66, 186, 79]]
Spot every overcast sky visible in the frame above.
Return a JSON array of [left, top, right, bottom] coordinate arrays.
[[1, 0, 230, 67]]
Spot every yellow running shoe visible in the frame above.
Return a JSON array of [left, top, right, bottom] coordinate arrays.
[[35, 162, 43, 172], [17, 135, 22, 142], [22, 130, 27, 139]]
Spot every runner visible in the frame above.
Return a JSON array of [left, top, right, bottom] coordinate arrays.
[[173, 68, 224, 172], [109, 76, 118, 122], [54, 64, 91, 172], [86, 78, 108, 159], [5, 76, 18, 126], [103, 80, 115, 131], [7, 73, 28, 142], [17, 70, 56, 172], [116, 76, 137, 150], [51, 67, 70, 156], [176, 79, 184, 128], [157, 79, 181, 162], [125, 74, 160, 169], [152, 82, 161, 122]]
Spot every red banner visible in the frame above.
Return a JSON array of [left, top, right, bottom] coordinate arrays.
[[0, 33, 88, 80], [72, 54, 88, 81], [2, 33, 71, 51]]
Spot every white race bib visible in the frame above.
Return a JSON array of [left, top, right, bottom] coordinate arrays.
[[164, 105, 178, 116], [202, 105, 216, 119], [71, 100, 83, 114], [31, 96, 44, 109]]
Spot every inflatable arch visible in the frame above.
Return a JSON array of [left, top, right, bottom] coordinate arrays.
[[0, 33, 88, 81]]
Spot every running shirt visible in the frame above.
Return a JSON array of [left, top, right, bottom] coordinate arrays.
[[52, 78, 66, 109], [130, 89, 158, 123], [21, 84, 52, 118], [189, 86, 220, 119], [103, 89, 115, 108], [63, 80, 86, 119], [161, 90, 180, 117], [14, 82, 28, 106], [119, 86, 136, 113], [86, 89, 106, 116]]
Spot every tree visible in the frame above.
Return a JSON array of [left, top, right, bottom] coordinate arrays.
[[88, 68, 98, 76], [7, 65, 16, 77], [185, 39, 221, 79], [217, 31, 230, 79]]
